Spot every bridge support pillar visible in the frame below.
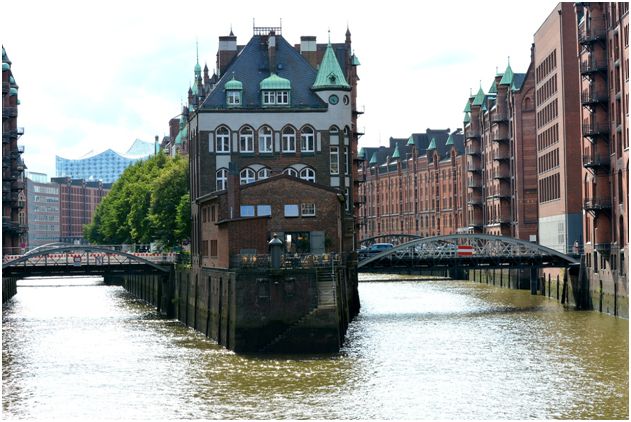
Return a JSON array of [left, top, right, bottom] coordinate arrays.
[[530, 266, 539, 295]]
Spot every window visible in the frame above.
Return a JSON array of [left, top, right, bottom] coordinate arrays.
[[300, 167, 315, 183], [258, 126, 273, 153], [282, 127, 296, 152], [301, 126, 315, 152], [284, 204, 299, 217], [283, 167, 298, 177], [239, 127, 254, 153], [216, 126, 230, 153], [226, 91, 241, 106], [257, 205, 272, 216], [301, 203, 316, 216], [240, 205, 255, 217], [344, 146, 349, 174], [210, 240, 218, 257], [240, 168, 255, 185], [257, 167, 270, 180], [216, 168, 228, 191], [330, 146, 339, 174], [276, 91, 289, 104]]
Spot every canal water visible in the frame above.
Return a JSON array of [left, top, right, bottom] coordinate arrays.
[[2, 275, 628, 419]]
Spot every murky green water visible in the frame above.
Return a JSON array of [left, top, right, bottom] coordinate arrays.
[[2, 275, 628, 419]]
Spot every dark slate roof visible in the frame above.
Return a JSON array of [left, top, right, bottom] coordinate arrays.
[[200, 35, 327, 110], [364, 129, 465, 168], [512, 73, 527, 91]]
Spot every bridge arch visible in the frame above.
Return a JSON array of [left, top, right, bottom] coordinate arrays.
[[358, 234, 580, 269], [3, 245, 171, 274]]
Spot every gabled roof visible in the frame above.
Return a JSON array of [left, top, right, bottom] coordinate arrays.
[[200, 35, 327, 110]]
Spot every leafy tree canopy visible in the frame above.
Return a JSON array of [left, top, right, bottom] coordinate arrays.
[[84, 153, 190, 250]]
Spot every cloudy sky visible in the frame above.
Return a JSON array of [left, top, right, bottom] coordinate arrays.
[[4, 0, 559, 178]]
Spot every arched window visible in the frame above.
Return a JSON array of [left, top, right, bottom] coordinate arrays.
[[300, 167, 315, 182], [283, 167, 298, 177], [240, 168, 255, 185], [239, 127, 254, 153], [258, 126, 273, 153], [618, 170, 623, 203], [620, 216, 625, 245], [282, 127, 296, 152], [216, 126, 230, 153], [257, 167, 270, 180], [216, 168, 228, 191], [301, 126, 315, 152]]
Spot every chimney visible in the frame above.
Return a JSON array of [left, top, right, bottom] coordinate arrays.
[[267, 31, 277, 72], [300, 36, 318, 68], [216, 32, 237, 77], [227, 162, 240, 219]]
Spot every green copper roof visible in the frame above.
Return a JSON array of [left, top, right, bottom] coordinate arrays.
[[9, 87, 17, 96], [446, 134, 454, 146], [351, 54, 361, 66], [391, 144, 400, 159], [463, 100, 471, 113], [463, 112, 471, 124], [312, 42, 350, 91], [488, 80, 497, 94], [369, 152, 377, 165], [225, 75, 243, 90], [2, 63, 8, 71], [260, 73, 291, 90], [191, 82, 198, 95], [472, 86, 485, 106], [357, 147, 365, 159], [427, 138, 436, 150], [194, 62, 201, 75], [499, 63, 514, 86], [407, 136, 415, 146]]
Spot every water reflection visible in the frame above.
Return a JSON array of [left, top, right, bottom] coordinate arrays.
[[2, 275, 628, 419]]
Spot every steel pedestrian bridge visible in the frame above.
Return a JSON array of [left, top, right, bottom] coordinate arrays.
[[2, 245, 175, 278], [358, 234, 579, 270]]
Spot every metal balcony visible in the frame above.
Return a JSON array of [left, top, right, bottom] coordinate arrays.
[[584, 197, 612, 211], [465, 129, 480, 139], [491, 113, 508, 123], [491, 132, 509, 143], [491, 189, 511, 199], [580, 59, 608, 75], [2, 107, 17, 119], [465, 146, 481, 155], [492, 150, 510, 161], [582, 122, 609, 138], [492, 170, 510, 180], [581, 90, 608, 106], [582, 153, 610, 169], [467, 198, 483, 206], [467, 180, 482, 189], [578, 27, 606, 45], [467, 166, 482, 173]]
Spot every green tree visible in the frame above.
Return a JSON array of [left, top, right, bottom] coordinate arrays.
[[84, 153, 190, 249]]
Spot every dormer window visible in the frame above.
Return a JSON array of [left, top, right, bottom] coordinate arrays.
[[224, 74, 243, 107], [260, 73, 291, 106]]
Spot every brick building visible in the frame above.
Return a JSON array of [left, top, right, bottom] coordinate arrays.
[[575, 2, 628, 315], [51, 177, 111, 244], [2, 46, 27, 255], [357, 129, 466, 239], [533, 2, 584, 253], [463, 59, 538, 240], [188, 25, 361, 269]]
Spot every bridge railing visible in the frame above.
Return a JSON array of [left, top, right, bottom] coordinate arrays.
[[3, 251, 177, 267], [230, 253, 341, 270]]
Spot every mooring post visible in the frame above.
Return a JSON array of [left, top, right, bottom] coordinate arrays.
[[530, 266, 538, 295]]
